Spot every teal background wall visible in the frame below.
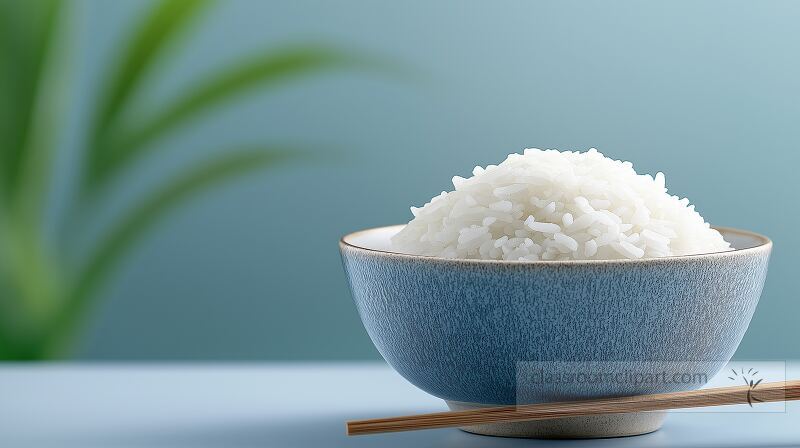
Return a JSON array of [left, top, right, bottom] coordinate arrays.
[[73, 0, 799, 360]]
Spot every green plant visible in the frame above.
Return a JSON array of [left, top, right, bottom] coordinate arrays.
[[0, 0, 362, 359]]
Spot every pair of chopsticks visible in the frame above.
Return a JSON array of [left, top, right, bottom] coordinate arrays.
[[347, 380, 800, 436]]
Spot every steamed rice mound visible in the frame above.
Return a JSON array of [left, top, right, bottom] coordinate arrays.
[[391, 148, 730, 261]]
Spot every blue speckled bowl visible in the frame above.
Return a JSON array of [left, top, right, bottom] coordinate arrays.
[[340, 225, 771, 438]]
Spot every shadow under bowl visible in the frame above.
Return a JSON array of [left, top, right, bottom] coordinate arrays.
[[340, 225, 771, 438]]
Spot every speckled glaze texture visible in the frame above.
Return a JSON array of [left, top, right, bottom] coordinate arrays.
[[340, 225, 771, 437]]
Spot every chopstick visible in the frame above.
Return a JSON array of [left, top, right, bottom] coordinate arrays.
[[347, 380, 800, 436]]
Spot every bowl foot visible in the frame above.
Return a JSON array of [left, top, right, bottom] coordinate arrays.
[[445, 400, 666, 439]]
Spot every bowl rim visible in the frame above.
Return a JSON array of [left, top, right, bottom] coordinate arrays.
[[340, 224, 772, 265]]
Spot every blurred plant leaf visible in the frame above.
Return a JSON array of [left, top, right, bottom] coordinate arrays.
[[6, 225, 61, 320], [88, 0, 209, 180], [0, 0, 61, 199], [0, 228, 58, 360], [0, 320, 12, 358], [0, 0, 389, 360], [14, 0, 70, 229], [0, 259, 17, 359], [90, 46, 361, 188], [45, 147, 294, 356], [0, 0, 66, 360]]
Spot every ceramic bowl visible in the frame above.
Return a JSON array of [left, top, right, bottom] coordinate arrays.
[[340, 225, 771, 438]]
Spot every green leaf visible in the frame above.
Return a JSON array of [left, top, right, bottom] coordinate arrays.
[[87, 0, 210, 179], [0, 256, 17, 359], [0, 0, 66, 361], [13, 0, 70, 229], [0, 223, 61, 360], [91, 46, 360, 188], [0, 0, 62, 199], [45, 147, 294, 356]]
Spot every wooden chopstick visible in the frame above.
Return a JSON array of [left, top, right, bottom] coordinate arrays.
[[347, 380, 800, 436]]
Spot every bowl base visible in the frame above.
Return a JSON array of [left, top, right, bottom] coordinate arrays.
[[445, 400, 666, 439]]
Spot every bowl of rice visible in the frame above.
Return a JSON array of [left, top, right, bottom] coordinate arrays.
[[340, 149, 771, 438]]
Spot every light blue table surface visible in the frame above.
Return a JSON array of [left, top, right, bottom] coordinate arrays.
[[1, 362, 797, 447]]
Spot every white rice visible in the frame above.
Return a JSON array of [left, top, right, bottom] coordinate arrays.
[[391, 148, 730, 261]]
